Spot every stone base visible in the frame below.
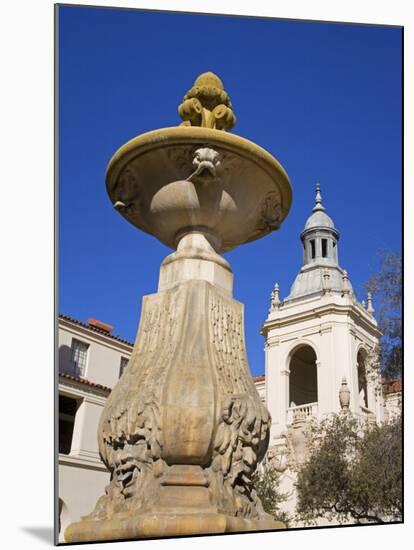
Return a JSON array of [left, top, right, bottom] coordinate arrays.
[[64, 280, 280, 544], [64, 513, 285, 543]]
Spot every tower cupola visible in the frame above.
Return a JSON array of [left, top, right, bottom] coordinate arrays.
[[284, 183, 353, 302], [301, 183, 339, 266]]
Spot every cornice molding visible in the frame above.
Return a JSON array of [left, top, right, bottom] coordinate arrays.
[[58, 378, 109, 402], [58, 453, 108, 472], [262, 300, 380, 338]]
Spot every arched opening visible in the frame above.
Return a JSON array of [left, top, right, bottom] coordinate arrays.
[[321, 238, 328, 258], [357, 349, 369, 409], [310, 240, 316, 259], [289, 345, 318, 407]]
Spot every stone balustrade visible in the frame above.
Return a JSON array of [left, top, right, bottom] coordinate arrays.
[[287, 402, 319, 424]]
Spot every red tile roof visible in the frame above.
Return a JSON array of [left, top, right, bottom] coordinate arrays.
[[253, 375, 265, 382], [382, 379, 402, 395], [59, 372, 112, 394], [59, 314, 134, 348], [88, 318, 113, 333]]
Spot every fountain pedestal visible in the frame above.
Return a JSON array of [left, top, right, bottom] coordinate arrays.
[[64, 72, 292, 542]]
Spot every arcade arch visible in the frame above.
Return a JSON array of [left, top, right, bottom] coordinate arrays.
[[289, 345, 318, 407]]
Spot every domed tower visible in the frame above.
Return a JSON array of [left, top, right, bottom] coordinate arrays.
[[261, 184, 384, 445], [287, 183, 351, 301]]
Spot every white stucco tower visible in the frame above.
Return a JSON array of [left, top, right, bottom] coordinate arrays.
[[261, 184, 384, 445]]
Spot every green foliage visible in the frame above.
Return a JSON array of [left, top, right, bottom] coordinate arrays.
[[253, 465, 290, 525], [365, 250, 402, 378], [352, 415, 402, 520], [295, 413, 402, 525]]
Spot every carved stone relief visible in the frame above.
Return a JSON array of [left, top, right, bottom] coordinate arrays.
[[72, 282, 273, 531], [256, 191, 283, 232]]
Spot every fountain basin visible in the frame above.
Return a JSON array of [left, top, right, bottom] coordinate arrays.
[[106, 126, 292, 253]]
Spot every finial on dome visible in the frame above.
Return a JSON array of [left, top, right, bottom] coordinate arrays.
[[323, 269, 331, 294], [313, 182, 325, 212], [367, 292, 375, 314], [269, 282, 280, 312], [342, 270, 351, 295]]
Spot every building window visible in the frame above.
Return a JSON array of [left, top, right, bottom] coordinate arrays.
[[322, 238, 327, 258], [59, 394, 80, 454], [70, 339, 89, 377], [310, 239, 316, 259], [119, 356, 129, 378]]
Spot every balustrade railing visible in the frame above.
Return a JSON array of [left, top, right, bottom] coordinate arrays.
[[287, 402, 318, 424]]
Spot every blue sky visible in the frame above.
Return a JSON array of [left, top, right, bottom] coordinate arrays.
[[58, 6, 402, 376]]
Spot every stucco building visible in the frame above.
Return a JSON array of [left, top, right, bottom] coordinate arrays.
[[259, 184, 396, 522], [261, 184, 385, 442], [57, 315, 133, 541]]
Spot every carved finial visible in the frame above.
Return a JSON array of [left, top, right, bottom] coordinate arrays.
[[313, 182, 325, 212], [178, 72, 236, 131], [323, 269, 331, 294], [367, 292, 375, 314], [339, 376, 350, 411], [269, 282, 280, 312], [342, 270, 351, 295]]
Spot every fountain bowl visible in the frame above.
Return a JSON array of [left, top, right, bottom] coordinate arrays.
[[106, 126, 292, 253]]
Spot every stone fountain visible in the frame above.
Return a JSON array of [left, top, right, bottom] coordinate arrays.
[[64, 72, 292, 542]]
